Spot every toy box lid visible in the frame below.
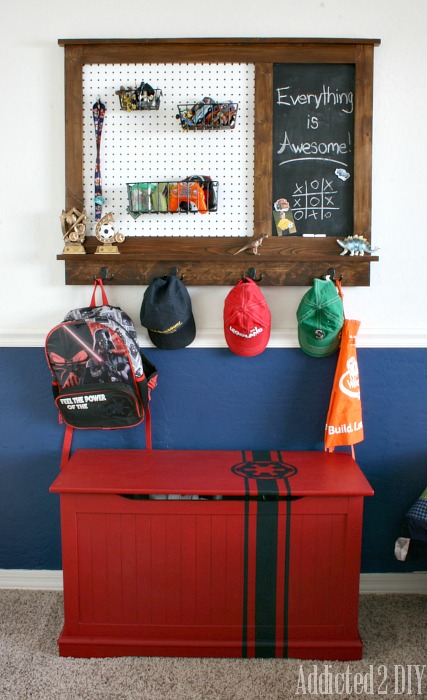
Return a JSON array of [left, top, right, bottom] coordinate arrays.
[[50, 449, 373, 498]]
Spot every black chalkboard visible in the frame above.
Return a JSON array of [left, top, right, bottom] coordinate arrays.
[[272, 63, 355, 237]]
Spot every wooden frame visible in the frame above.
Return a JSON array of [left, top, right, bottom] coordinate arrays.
[[57, 38, 380, 286]]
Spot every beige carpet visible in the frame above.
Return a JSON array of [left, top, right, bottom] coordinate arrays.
[[0, 590, 426, 700]]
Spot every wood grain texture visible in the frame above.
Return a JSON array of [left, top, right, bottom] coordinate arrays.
[[254, 64, 273, 236], [58, 236, 377, 286], [59, 38, 380, 286]]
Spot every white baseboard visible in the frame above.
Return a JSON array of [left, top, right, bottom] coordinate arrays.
[[0, 569, 63, 590], [359, 572, 427, 594], [0, 570, 426, 594]]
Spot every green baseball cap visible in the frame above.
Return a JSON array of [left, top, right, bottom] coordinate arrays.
[[296, 278, 344, 357]]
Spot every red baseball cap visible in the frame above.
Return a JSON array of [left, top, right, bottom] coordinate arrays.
[[224, 277, 271, 356]]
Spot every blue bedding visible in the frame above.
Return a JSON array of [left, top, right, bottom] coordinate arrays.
[[395, 487, 427, 561], [402, 486, 427, 543]]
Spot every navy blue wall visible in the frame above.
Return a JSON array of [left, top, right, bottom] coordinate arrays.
[[1, 347, 426, 572]]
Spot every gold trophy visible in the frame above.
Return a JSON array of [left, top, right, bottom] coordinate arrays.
[[94, 212, 125, 254], [61, 208, 87, 253]]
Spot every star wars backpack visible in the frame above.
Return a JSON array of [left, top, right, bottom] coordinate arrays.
[[45, 278, 158, 465]]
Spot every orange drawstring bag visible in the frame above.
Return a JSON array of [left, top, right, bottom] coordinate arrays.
[[324, 284, 364, 458]]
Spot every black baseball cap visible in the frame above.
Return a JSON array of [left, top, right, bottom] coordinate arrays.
[[140, 275, 196, 349]]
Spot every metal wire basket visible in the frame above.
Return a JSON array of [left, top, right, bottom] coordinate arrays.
[[176, 101, 238, 130], [126, 179, 219, 218], [116, 83, 162, 111]]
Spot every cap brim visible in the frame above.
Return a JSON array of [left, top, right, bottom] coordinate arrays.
[[298, 326, 341, 358], [148, 314, 196, 350]]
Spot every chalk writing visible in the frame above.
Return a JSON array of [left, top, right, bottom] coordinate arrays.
[[291, 179, 338, 221], [272, 63, 355, 236], [276, 85, 353, 114], [277, 131, 350, 165]]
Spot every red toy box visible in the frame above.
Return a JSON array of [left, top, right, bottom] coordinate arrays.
[[50, 449, 373, 659]]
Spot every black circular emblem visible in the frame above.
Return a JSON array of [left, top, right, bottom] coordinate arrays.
[[231, 460, 297, 480]]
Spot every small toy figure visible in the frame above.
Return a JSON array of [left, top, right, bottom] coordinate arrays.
[[116, 86, 133, 111], [337, 235, 379, 256], [233, 233, 269, 255], [222, 103, 237, 127], [177, 108, 195, 127], [136, 82, 155, 108], [60, 207, 87, 253], [210, 102, 237, 128], [94, 212, 125, 254], [193, 97, 216, 124]]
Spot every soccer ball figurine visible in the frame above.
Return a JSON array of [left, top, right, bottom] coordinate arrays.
[[94, 212, 125, 254]]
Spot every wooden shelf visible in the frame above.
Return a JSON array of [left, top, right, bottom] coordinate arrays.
[[58, 236, 378, 286]]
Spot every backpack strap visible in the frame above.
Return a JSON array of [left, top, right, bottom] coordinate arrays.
[[60, 423, 74, 470], [144, 405, 152, 450], [90, 277, 110, 307], [137, 350, 158, 452], [59, 410, 153, 468]]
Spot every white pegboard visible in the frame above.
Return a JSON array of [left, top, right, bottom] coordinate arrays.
[[82, 63, 255, 237]]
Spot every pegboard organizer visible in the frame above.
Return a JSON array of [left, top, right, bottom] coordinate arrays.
[[127, 180, 219, 216], [81, 61, 254, 239], [58, 38, 380, 286]]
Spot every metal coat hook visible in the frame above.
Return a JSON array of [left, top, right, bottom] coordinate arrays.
[[321, 267, 342, 283], [94, 266, 114, 282], [246, 267, 263, 282], [170, 267, 185, 280]]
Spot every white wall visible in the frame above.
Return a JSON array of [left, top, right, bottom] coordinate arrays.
[[2, 0, 426, 348]]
